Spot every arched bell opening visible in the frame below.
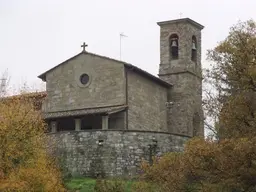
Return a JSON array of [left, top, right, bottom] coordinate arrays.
[[169, 34, 179, 60], [191, 36, 197, 63]]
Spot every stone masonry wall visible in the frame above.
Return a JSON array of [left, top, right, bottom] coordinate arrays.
[[45, 53, 126, 112], [127, 70, 168, 132], [48, 130, 189, 178], [161, 73, 204, 136]]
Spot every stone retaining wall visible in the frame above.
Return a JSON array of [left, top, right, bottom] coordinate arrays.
[[48, 130, 189, 177]]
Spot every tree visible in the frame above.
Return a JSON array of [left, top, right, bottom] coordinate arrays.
[[206, 19, 256, 139], [0, 92, 65, 191], [134, 19, 256, 192]]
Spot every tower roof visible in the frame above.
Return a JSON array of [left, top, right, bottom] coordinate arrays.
[[157, 18, 204, 30]]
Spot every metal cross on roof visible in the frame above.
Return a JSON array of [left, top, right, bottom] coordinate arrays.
[[81, 42, 88, 52]]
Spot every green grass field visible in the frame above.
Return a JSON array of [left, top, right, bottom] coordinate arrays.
[[65, 178, 96, 192], [65, 178, 134, 192]]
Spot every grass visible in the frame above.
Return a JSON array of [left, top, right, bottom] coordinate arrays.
[[65, 178, 96, 192], [65, 177, 134, 192]]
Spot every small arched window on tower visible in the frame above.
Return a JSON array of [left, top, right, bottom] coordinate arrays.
[[193, 112, 200, 137], [169, 34, 179, 60], [191, 36, 197, 62]]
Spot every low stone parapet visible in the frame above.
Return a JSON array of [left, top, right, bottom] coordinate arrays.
[[48, 130, 190, 177]]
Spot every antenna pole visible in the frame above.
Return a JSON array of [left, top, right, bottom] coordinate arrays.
[[120, 33, 122, 60], [119, 33, 127, 61]]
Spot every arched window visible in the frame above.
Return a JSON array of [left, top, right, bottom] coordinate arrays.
[[193, 113, 200, 137], [191, 36, 197, 62], [169, 34, 179, 60]]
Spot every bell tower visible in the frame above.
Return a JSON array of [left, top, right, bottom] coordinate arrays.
[[157, 18, 204, 137]]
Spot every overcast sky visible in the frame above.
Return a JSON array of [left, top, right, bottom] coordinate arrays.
[[0, 0, 256, 92]]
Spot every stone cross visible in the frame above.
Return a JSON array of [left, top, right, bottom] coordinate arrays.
[[81, 42, 88, 52]]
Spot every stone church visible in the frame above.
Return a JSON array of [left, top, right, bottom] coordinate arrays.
[[38, 18, 204, 177]]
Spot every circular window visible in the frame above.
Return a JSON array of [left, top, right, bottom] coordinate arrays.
[[80, 74, 89, 85]]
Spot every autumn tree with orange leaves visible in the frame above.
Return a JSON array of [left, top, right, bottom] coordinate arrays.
[[0, 87, 65, 191], [133, 20, 256, 192]]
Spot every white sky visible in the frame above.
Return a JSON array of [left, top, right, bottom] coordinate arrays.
[[0, 0, 256, 91]]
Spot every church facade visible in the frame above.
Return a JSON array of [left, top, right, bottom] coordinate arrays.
[[39, 18, 204, 177]]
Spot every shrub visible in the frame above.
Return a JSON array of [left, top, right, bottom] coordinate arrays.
[[0, 94, 65, 191], [94, 178, 125, 192]]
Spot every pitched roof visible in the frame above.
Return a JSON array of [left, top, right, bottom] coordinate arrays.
[[38, 51, 172, 88], [43, 105, 127, 119]]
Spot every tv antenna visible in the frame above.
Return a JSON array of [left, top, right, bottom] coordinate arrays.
[[120, 32, 128, 61]]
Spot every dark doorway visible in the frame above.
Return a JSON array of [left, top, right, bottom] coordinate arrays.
[[57, 117, 75, 131], [81, 115, 102, 130]]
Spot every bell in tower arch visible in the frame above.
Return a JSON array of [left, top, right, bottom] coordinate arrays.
[[169, 34, 179, 60], [191, 36, 197, 62], [171, 39, 178, 47], [192, 40, 197, 50]]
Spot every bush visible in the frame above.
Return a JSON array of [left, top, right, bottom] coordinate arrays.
[[0, 94, 65, 191], [94, 178, 125, 192], [131, 181, 160, 192], [135, 137, 256, 192]]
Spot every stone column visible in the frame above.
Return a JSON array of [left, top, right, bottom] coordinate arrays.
[[75, 118, 81, 131], [102, 115, 109, 130], [50, 121, 57, 133]]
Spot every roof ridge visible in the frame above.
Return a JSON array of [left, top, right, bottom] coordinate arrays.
[[38, 51, 172, 87]]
